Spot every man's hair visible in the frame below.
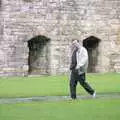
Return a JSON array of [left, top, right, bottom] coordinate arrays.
[[72, 39, 83, 47], [72, 39, 79, 43]]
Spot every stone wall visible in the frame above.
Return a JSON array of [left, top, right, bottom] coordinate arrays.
[[0, 0, 120, 76]]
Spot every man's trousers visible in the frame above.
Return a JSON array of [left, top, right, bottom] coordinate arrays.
[[70, 70, 95, 99]]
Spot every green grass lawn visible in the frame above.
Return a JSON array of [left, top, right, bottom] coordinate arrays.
[[0, 73, 120, 98], [1, 99, 120, 120], [0, 73, 120, 120]]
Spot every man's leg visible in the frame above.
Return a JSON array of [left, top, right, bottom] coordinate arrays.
[[70, 70, 78, 99], [78, 73, 95, 95]]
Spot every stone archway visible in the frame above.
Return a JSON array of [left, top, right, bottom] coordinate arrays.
[[83, 36, 101, 73], [28, 35, 50, 75]]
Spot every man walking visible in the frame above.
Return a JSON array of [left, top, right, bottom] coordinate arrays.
[[69, 39, 96, 99]]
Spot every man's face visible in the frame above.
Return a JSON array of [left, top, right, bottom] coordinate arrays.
[[71, 42, 77, 51]]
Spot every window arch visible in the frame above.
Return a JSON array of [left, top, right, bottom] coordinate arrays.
[[28, 35, 50, 75], [83, 36, 101, 72]]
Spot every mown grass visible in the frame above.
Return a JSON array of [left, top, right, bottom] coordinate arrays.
[[0, 73, 120, 120], [0, 73, 120, 98], [1, 99, 120, 120]]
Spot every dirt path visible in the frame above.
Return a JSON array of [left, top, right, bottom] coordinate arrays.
[[0, 93, 120, 104]]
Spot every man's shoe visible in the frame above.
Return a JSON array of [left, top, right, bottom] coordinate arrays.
[[92, 91, 96, 98], [69, 96, 77, 100]]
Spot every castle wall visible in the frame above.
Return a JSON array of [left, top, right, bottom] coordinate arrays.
[[0, 0, 120, 76]]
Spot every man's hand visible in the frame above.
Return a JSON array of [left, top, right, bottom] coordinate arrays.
[[76, 66, 84, 72], [75, 66, 80, 70]]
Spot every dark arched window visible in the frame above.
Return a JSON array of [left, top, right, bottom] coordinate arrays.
[[83, 36, 101, 72], [28, 35, 50, 75]]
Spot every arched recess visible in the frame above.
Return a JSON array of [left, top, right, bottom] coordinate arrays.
[[28, 35, 50, 75], [83, 36, 101, 72]]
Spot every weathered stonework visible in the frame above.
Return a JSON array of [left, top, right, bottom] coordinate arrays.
[[0, 0, 120, 76]]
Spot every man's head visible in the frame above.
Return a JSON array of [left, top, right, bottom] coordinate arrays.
[[71, 39, 82, 50]]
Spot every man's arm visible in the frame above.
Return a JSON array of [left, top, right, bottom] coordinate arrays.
[[76, 47, 88, 69]]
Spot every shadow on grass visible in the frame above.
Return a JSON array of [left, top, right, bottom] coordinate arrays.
[[0, 92, 120, 104]]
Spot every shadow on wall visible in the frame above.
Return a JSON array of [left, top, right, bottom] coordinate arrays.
[[83, 36, 101, 73], [0, 0, 1, 9], [28, 35, 50, 75], [23, 0, 32, 2]]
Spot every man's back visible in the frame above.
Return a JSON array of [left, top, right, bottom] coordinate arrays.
[[76, 46, 88, 74]]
